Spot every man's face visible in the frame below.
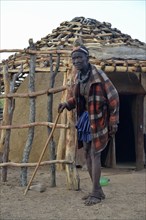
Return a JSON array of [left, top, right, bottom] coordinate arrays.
[[71, 51, 89, 71]]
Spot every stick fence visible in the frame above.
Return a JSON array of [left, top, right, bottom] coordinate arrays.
[[0, 40, 80, 191]]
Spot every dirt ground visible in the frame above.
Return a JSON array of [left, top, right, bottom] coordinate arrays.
[[0, 166, 146, 220]]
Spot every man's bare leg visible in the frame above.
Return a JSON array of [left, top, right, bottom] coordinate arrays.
[[81, 142, 92, 200], [82, 143, 105, 203], [84, 145, 105, 206], [84, 142, 92, 180]]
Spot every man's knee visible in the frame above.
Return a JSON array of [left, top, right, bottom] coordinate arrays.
[[83, 142, 91, 158]]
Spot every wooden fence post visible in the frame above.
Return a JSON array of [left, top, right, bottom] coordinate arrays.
[[56, 69, 68, 170], [21, 39, 36, 186], [1, 63, 23, 181], [47, 53, 60, 187], [135, 95, 144, 170], [1, 63, 10, 181], [65, 110, 80, 190]]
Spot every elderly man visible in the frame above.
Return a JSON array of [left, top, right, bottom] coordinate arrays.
[[58, 45, 119, 206]]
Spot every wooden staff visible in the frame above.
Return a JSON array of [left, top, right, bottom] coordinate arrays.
[[105, 136, 116, 168], [24, 112, 61, 195]]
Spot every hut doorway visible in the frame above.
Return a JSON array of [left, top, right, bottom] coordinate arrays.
[[101, 94, 136, 167], [102, 71, 145, 169], [115, 94, 136, 164]]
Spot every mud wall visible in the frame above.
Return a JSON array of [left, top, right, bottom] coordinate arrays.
[[9, 72, 63, 162]]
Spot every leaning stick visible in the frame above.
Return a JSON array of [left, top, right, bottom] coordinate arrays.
[[24, 112, 61, 195]]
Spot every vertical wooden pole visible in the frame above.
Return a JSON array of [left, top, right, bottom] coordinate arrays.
[[48, 53, 60, 187], [110, 136, 116, 168], [64, 65, 80, 190], [0, 77, 2, 159], [1, 63, 10, 181], [135, 95, 144, 170], [65, 110, 80, 190], [1, 64, 22, 181], [21, 39, 36, 186], [105, 136, 116, 168], [0, 64, 9, 154], [56, 69, 68, 170], [141, 72, 146, 164]]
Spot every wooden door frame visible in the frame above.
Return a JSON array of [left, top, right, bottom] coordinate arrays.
[[134, 94, 144, 170]]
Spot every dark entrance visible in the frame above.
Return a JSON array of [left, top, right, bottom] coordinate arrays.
[[101, 94, 136, 166], [115, 94, 136, 163]]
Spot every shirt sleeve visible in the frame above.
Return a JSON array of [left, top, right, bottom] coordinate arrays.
[[65, 79, 77, 111], [104, 78, 119, 126]]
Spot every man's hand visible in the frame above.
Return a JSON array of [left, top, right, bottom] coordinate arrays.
[[109, 124, 118, 137], [58, 102, 68, 113]]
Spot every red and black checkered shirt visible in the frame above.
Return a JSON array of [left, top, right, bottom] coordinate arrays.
[[66, 64, 119, 152]]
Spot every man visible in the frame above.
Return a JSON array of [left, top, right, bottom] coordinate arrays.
[[58, 45, 119, 206]]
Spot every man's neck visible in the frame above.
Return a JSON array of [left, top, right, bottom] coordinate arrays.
[[80, 64, 90, 75]]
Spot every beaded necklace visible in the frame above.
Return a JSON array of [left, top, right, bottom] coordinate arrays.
[[77, 69, 91, 98], [77, 69, 90, 83]]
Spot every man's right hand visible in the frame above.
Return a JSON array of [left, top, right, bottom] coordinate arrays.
[[58, 102, 68, 113]]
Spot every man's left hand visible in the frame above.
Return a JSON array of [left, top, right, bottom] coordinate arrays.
[[109, 124, 118, 137]]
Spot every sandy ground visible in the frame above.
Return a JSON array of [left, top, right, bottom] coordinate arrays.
[[0, 166, 146, 220]]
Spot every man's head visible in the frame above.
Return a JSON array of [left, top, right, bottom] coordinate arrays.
[[71, 45, 89, 72], [71, 45, 89, 56]]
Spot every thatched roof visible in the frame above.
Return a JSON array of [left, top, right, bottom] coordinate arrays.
[[35, 16, 146, 60], [0, 17, 146, 92]]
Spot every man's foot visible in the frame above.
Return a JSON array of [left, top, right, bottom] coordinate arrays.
[[82, 193, 91, 200], [82, 192, 105, 200], [84, 196, 101, 206]]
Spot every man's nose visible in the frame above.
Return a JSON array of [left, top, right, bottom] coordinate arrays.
[[74, 58, 80, 63], [73, 59, 77, 65]]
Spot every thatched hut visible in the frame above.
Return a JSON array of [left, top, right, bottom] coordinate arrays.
[[0, 17, 146, 170]]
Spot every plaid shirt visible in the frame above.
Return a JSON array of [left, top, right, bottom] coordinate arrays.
[[66, 64, 119, 151]]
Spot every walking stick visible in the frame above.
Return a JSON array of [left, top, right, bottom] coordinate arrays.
[[105, 135, 116, 168], [24, 112, 61, 195]]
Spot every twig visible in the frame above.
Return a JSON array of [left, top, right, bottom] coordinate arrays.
[[0, 160, 73, 167]]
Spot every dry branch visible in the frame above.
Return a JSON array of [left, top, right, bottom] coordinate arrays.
[[0, 160, 73, 167], [57, 69, 68, 170], [93, 65, 146, 73], [7, 66, 67, 73], [5, 65, 146, 75], [47, 53, 60, 187], [0, 85, 67, 99], [0, 49, 71, 55], [0, 122, 69, 129], [21, 41, 36, 186], [1, 64, 10, 181]]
